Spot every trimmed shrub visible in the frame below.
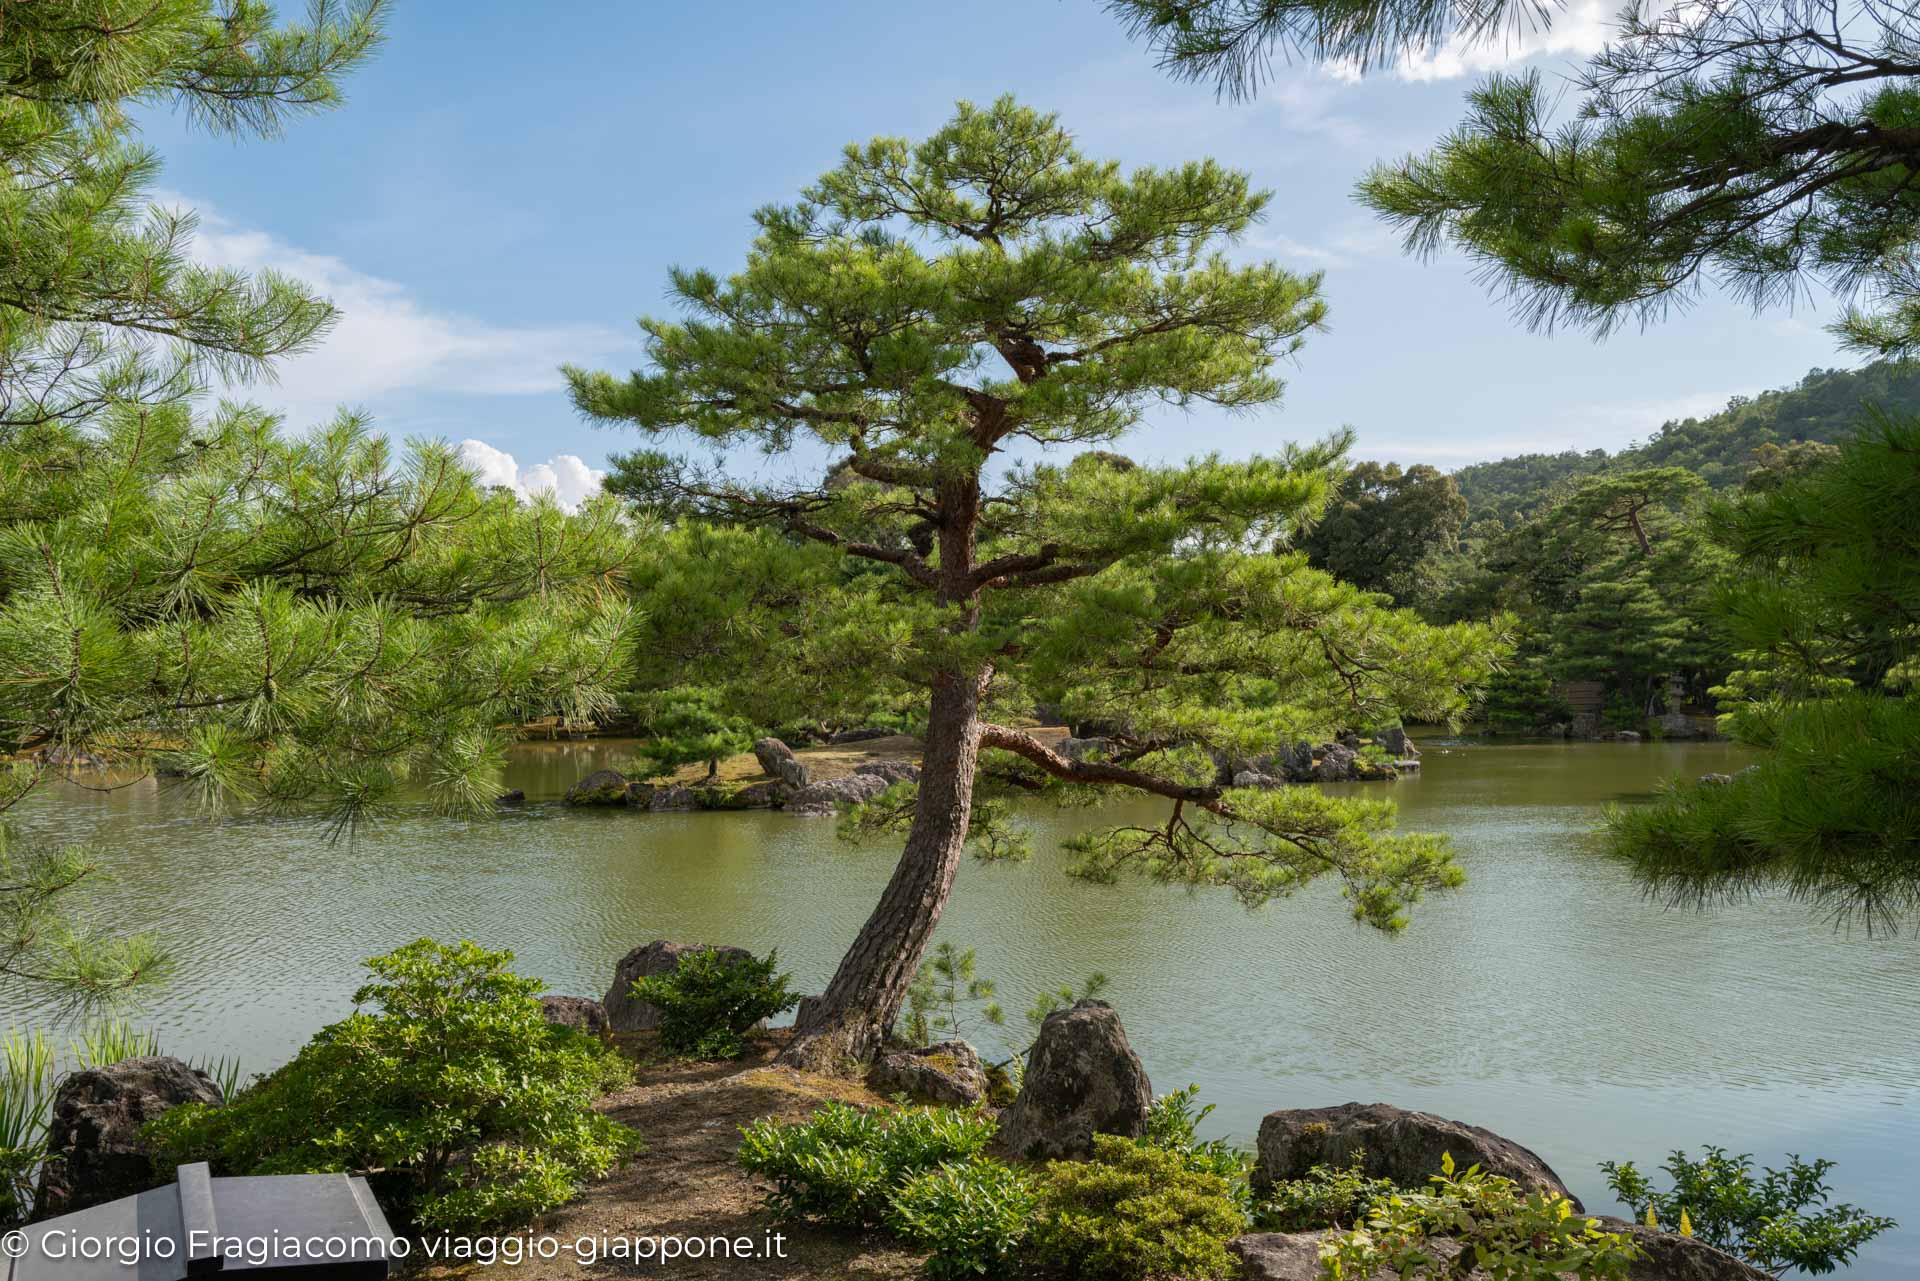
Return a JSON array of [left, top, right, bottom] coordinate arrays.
[[145, 939, 638, 1231], [887, 1159, 1039, 1281], [629, 947, 798, 1059], [736, 1102, 995, 1228], [1027, 1133, 1246, 1281]]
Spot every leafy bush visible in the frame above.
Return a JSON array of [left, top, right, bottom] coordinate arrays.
[[887, 1159, 1039, 1281], [1141, 1084, 1253, 1205], [629, 947, 798, 1059], [146, 939, 639, 1231], [1027, 1133, 1246, 1281], [1320, 1153, 1639, 1281], [1254, 1157, 1395, 1231], [736, 1101, 996, 1228], [1602, 1147, 1896, 1276]]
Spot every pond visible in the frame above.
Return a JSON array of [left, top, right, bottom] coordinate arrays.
[[7, 737, 1917, 1276]]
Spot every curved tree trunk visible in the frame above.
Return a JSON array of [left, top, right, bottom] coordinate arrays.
[[779, 664, 988, 1070]]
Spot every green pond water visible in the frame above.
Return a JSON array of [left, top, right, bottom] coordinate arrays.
[[8, 737, 1918, 1276]]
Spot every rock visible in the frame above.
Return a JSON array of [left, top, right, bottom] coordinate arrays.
[[1698, 773, 1734, 787], [854, 760, 920, 785], [1233, 769, 1282, 789], [1394, 759, 1421, 771], [1254, 1102, 1581, 1210], [539, 995, 609, 1033], [828, 726, 896, 744], [752, 737, 810, 789], [785, 772, 890, 816], [1376, 726, 1418, 758], [494, 788, 526, 806], [564, 768, 629, 805], [1571, 712, 1603, 739], [1232, 1233, 1464, 1280], [1312, 743, 1360, 782], [649, 784, 698, 812], [1655, 712, 1711, 740], [1616, 730, 1643, 742], [36, 1056, 223, 1217], [1592, 1218, 1771, 1281], [867, 1040, 987, 1105], [603, 941, 758, 1032], [991, 999, 1151, 1160], [732, 780, 787, 809], [623, 781, 656, 808], [1060, 736, 1116, 762]]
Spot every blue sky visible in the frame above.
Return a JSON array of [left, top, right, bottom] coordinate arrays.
[[148, 0, 1843, 504]]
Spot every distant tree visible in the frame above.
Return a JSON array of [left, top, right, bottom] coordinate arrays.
[[1607, 414, 1920, 927], [1558, 468, 1704, 558], [567, 98, 1507, 1066], [633, 689, 755, 780], [1300, 461, 1466, 605], [1742, 441, 1841, 493]]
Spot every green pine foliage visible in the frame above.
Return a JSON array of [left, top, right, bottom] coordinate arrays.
[[626, 948, 799, 1059], [0, 407, 638, 824], [145, 939, 639, 1232], [1606, 416, 1920, 926], [1, 0, 386, 433]]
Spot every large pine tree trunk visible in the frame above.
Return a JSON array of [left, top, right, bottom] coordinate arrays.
[[779, 664, 987, 1070]]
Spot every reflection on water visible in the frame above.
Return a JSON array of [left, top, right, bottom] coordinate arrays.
[[6, 737, 1917, 1276]]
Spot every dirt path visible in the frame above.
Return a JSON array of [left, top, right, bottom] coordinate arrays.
[[416, 1036, 922, 1281]]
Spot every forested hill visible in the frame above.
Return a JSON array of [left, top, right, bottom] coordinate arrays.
[[1451, 361, 1920, 528]]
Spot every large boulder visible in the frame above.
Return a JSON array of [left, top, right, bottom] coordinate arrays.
[[752, 738, 809, 789], [1059, 736, 1116, 762], [36, 1056, 224, 1217], [564, 768, 629, 805], [1255, 1102, 1580, 1210], [1312, 743, 1361, 782], [867, 1040, 986, 1106], [1594, 1219, 1771, 1281], [828, 727, 895, 745], [853, 760, 920, 786], [603, 941, 757, 1032], [1231, 1223, 1765, 1281], [732, 780, 788, 809], [649, 784, 698, 812], [991, 999, 1151, 1160], [785, 773, 890, 816], [1233, 1233, 1464, 1280], [539, 995, 610, 1033]]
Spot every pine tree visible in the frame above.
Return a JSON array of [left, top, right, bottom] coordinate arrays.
[[1116, 0, 1920, 355], [568, 98, 1508, 1067], [1607, 415, 1920, 928]]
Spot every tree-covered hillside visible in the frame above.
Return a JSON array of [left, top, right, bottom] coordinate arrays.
[[1452, 362, 1920, 528]]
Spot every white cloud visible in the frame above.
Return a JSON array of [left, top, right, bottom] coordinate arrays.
[[1332, 0, 1613, 82], [457, 439, 606, 511], [157, 192, 634, 422]]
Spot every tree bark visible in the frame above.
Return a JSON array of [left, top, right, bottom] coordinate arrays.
[[780, 471, 989, 1072], [779, 665, 988, 1070]]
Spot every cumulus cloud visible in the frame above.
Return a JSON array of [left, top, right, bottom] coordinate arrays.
[[457, 439, 606, 511], [157, 191, 634, 421], [1332, 0, 1613, 82]]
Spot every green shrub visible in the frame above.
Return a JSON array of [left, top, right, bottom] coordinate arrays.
[[1141, 1084, 1253, 1207], [145, 938, 639, 1231], [1254, 1157, 1395, 1231], [1027, 1134, 1246, 1281], [1319, 1152, 1639, 1281], [1601, 1147, 1896, 1276], [887, 1159, 1039, 1281], [737, 1101, 996, 1228], [629, 947, 798, 1059]]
